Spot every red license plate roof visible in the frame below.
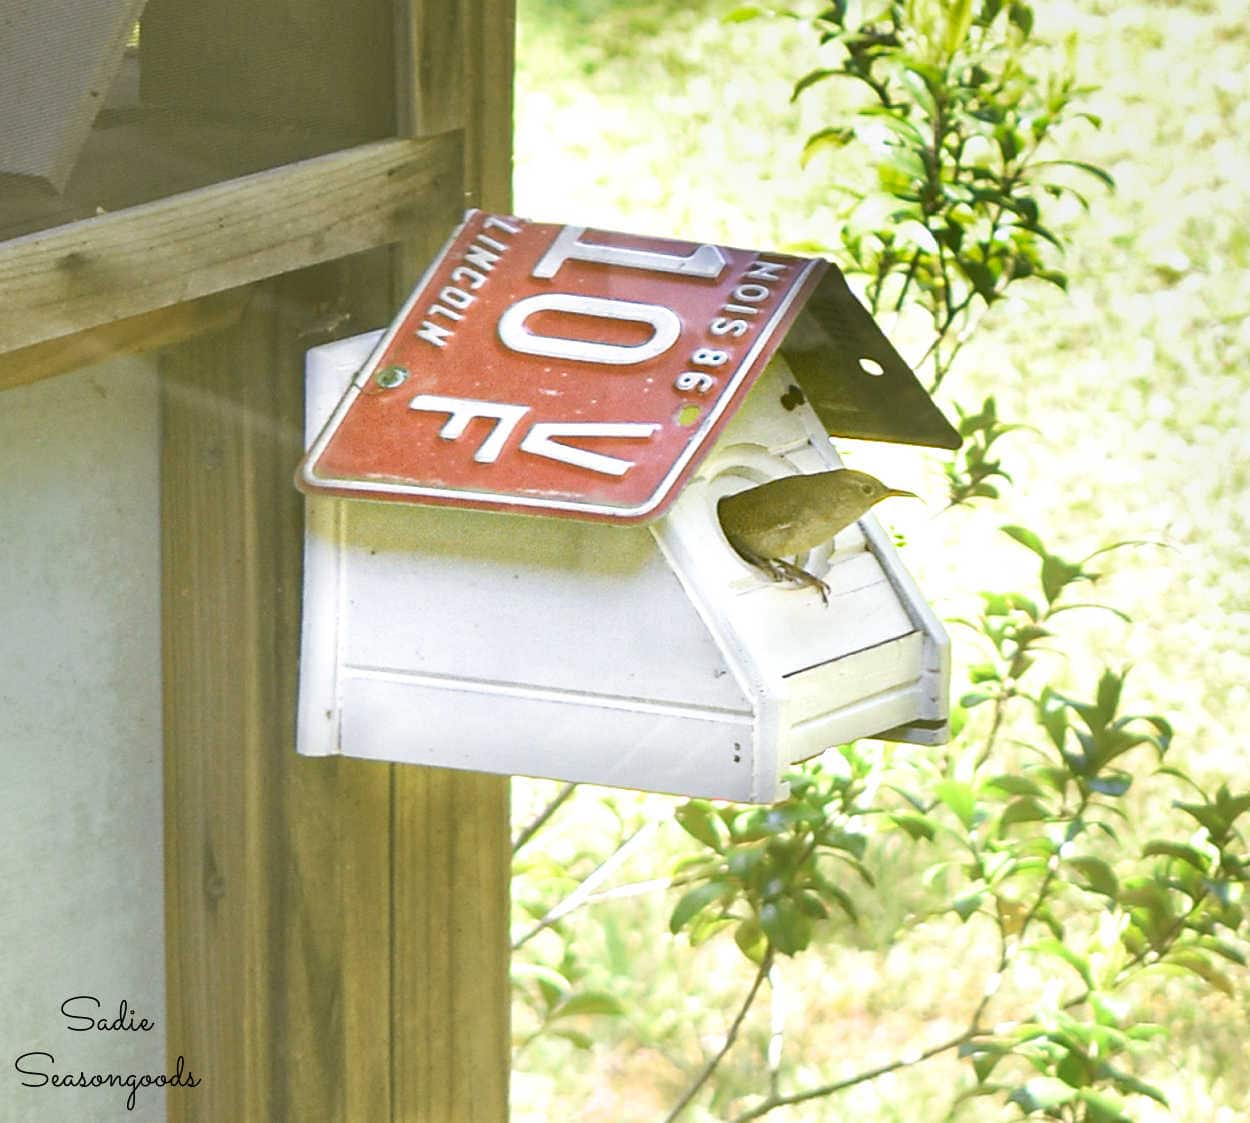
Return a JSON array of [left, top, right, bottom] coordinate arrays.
[[298, 211, 826, 522]]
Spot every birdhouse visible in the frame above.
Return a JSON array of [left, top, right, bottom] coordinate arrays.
[[296, 211, 960, 803]]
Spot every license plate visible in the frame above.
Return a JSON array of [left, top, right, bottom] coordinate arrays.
[[298, 211, 825, 522]]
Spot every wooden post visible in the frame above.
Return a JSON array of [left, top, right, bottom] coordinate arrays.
[[386, 3, 516, 1118], [160, 1, 514, 1118]]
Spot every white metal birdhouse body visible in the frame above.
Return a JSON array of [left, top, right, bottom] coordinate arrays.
[[296, 212, 954, 803]]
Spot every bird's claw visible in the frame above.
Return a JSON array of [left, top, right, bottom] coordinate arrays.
[[769, 558, 831, 606], [726, 535, 831, 606]]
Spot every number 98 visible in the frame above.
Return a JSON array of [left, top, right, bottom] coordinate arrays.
[[675, 371, 716, 393]]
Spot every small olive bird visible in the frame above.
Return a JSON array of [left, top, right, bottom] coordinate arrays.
[[716, 469, 918, 604]]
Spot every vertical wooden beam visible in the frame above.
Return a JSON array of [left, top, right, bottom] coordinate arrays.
[[390, 3, 515, 1120], [162, 259, 400, 1120], [161, 0, 513, 1116], [391, 768, 511, 1120], [459, 0, 516, 212], [397, 0, 516, 223]]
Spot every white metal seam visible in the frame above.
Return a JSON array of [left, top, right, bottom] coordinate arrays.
[[341, 665, 756, 723]]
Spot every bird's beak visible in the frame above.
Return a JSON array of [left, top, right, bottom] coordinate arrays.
[[884, 489, 921, 502]]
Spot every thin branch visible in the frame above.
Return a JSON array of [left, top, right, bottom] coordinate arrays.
[[512, 822, 653, 950], [728, 1024, 979, 1123], [767, 959, 786, 1098], [512, 781, 578, 854], [913, 290, 975, 381], [663, 947, 775, 1123], [892, 248, 923, 313], [581, 874, 692, 905]]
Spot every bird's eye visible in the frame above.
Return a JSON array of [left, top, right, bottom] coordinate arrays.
[[860, 483, 873, 494]]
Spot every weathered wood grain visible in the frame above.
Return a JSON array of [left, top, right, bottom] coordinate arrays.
[[397, 0, 468, 139], [0, 111, 374, 243], [149, 1, 515, 1118], [387, 6, 515, 1120], [0, 134, 461, 355], [392, 766, 511, 1121], [462, 0, 516, 214], [161, 260, 399, 1121], [0, 291, 245, 392]]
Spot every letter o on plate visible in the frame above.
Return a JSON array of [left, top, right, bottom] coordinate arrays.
[[498, 293, 681, 366]]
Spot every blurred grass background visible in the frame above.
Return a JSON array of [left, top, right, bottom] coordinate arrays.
[[509, 1, 1250, 1118]]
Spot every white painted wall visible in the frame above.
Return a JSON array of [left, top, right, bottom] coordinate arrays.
[[0, 357, 167, 1122]]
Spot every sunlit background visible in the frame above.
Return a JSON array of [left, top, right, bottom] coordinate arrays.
[[509, 1, 1250, 1118]]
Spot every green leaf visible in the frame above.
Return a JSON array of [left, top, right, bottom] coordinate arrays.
[[1087, 772, 1132, 797], [1041, 554, 1085, 603], [985, 774, 1046, 798], [972, 1052, 1004, 1084], [551, 991, 625, 1019], [969, 662, 1002, 684], [1009, 1076, 1077, 1112], [1095, 668, 1124, 724], [549, 1026, 595, 1050], [1196, 937, 1247, 966], [1056, 1047, 1095, 1089], [1038, 692, 1069, 754], [686, 913, 735, 947], [890, 811, 937, 841], [726, 844, 765, 880], [1000, 796, 1049, 828], [812, 873, 860, 923], [1001, 524, 1047, 558], [1118, 1018, 1167, 1043], [675, 801, 726, 851], [1102, 1067, 1169, 1107], [798, 890, 830, 918], [791, 67, 842, 101], [960, 258, 997, 301], [1036, 268, 1070, 291], [801, 125, 856, 166], [1076, 1088, 1133, 1123], [734, 917, 768, 963], [995, 122, 1023, 162], [1174, 799, 1232, 841], [1216, 786, 1250, 823], [896, 62, 938, 114], [1119, 878, 1174, 916], [960, 1037, 1011, 1084], [1042, 158, 1117, 189], [512, 962, 571, 1009], [1030, 936, 1093, 987], [858, 106, 926, 144], [723, 4, 769, 22], [1168, 949, 1236, 996], [760, 899, 812, 955], [952, 891, 985, 921], [937, 778, 979, 829], [1142, 840, 1212, 873], [669, 880, 733, 935], [1066, 855, 1118, 897], [943, 0, 974, 56], [977, 0, 1004, 26], [1007, 1, 1034, 37]]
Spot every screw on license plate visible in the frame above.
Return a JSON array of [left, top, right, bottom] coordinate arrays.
[[374, 365, 409, 389]]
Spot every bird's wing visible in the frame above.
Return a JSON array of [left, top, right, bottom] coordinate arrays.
[[718, 474, 838, 558]]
